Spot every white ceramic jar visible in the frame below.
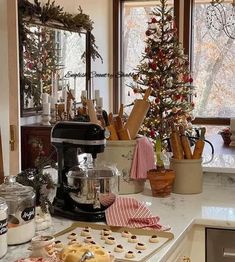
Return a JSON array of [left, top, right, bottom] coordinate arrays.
[[0, 197, 8, 258]]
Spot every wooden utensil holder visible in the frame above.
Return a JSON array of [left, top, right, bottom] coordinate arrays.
[[147, 169, 175, 197]]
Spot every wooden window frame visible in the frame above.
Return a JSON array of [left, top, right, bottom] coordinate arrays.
[[113, 0, 230, 125]]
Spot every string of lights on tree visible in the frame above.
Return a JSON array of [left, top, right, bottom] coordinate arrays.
[[131, 0, 195, 142]]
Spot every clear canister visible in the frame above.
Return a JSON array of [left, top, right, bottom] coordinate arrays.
[[0, 176, 36, 245], [0, 197, 8, 258]]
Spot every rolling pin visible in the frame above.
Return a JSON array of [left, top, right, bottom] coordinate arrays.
[[125, 87, 151, 139], [170, 124, 184, 160], [179, 126, 192, 159], [87, 99, 100, 125], [115, 115, 131, 140], [192, 127, 206, 159], [106, 113, 119, 140]]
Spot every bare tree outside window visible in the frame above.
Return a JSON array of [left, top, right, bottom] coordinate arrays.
[[192, 1, 235, 119], [122, 1, 174, 112]]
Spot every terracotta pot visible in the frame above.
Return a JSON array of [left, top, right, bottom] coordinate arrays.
[[147, 169, 175, 197]]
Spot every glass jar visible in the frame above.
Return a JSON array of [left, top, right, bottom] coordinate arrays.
[[0, 197, 7, 258], [0, 176, 36, 245]]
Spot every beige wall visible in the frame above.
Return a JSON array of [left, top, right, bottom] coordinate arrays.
[[0, 0, 10, 176]]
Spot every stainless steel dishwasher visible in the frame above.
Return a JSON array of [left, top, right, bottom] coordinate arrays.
[[206, 227, 235, 262]]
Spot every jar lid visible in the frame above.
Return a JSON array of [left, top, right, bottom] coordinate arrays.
[[0, 176, 34, 198], [0, 197, 7, 210]]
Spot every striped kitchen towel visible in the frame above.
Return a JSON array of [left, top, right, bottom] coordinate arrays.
[[105, 197, 169, 230]]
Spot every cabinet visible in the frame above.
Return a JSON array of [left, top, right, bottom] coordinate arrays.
[[21, 124, 56, 170]]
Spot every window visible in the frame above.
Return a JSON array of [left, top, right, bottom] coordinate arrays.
[[191, 0, 235, 125], [113, 0, 177, 113], [120, 1, 174, 111]]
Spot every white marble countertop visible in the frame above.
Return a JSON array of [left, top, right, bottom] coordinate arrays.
[[2, 173, 235, 262]]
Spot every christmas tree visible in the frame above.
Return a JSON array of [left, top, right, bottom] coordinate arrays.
[[131, 0, 194, 143], [23, 25, 63, 108]]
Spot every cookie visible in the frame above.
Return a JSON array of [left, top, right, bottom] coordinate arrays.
[[121, 230, 132, 238], [101, 228, 112, 235], [105, 236, 116, 245], [125, 251, 135, 259], [80, 229, 91, 237], [54, 240, 63, 249], [101, 232, 110, 240], [84, 236, 94, 243], [149, 235, 159, 243], [68, 239, 79, 245], [128, 235, 138, 243], [67, 232, 77, 239], [135, 242, 147, 250], [114, 244, 124, 253]]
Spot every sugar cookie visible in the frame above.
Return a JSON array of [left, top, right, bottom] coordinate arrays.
[[135, 242, 147, 250], [54, 240, 63, 249], [114, 244, 124, 253], [101, 228, 112, 235], [121, 230, 132, 238], [101, 232, 110, 240], [67, 232, 77, 239], [125, 251, 135, 259], [149, 235, 159, 243], [105, 236, 116, 245], [128, 235, 138, 243], [84, 236, 94, 243], [68, 239, 79, 245], [80, 229, 90, 237]]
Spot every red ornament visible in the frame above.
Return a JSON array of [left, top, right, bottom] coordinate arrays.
[[146, 30, 152, 36], [167, 15, 172, 21], [151, 17, 157, 23], [189, 77, 193, 83], [175, 94, 181, 100], [150, 129, 155, 138], [155, 97, 160, 104], [191, 102, 195, 107], [28, 63, 34, 70], [149, 62, 157, 70]]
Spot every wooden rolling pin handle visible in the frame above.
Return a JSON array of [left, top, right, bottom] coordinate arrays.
[[107, 125, 119, 140], [181, 136, 192, 159], [170, 132, 184, 160], [118, 128, 131, 140], [115, 116, 124, 131], [192, 139, 205, 159], [118, 104, 124, 117], [143, 87, 152, 101]]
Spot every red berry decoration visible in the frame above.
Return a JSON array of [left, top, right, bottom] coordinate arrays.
[[189, 77, 193, 83], [150, 129, 155, 138], [149, 62, 157, 70], [151, 17, 157, 23], [146, 30, 152, 36]]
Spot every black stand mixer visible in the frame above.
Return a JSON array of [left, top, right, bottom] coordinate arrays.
[[50, 121, 117, 222]]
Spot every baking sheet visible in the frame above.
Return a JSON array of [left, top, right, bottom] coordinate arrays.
[[54, 222, 174, 262]]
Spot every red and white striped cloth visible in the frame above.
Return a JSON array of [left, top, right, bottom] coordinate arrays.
[[105, 197, 169, 230]]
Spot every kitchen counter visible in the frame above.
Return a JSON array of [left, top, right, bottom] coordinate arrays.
[[2, 172, 235, 262]]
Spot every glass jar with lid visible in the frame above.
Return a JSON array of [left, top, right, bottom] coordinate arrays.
[[0, 176, 36, 245], [0, 197, 8, 258]]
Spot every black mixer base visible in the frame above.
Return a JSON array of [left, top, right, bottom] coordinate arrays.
[[50, 204, 106, 222]]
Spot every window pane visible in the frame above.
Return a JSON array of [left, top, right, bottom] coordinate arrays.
[[121, 0, 174, 111], [192, 0, 235, 118]]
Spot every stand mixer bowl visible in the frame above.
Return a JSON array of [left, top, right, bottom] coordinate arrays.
[[66, 167, 118, 213]]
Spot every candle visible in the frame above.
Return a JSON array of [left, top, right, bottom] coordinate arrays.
[[94, 89, 100, 100], [42, 93, 49, 104], [96, 97, 103, 108], [81, 90, 87, 99], [51, 97, 57, 109], [51, 72, 54, 96], [54, 73, 58, 100], [40, 79, 43, 94], [43, 102, 50, 115], [63, 89, 67, 112], [230, 118, 235, 131]]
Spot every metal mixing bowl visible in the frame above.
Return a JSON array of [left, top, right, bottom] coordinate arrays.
[[66, 167, 118, 212]]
